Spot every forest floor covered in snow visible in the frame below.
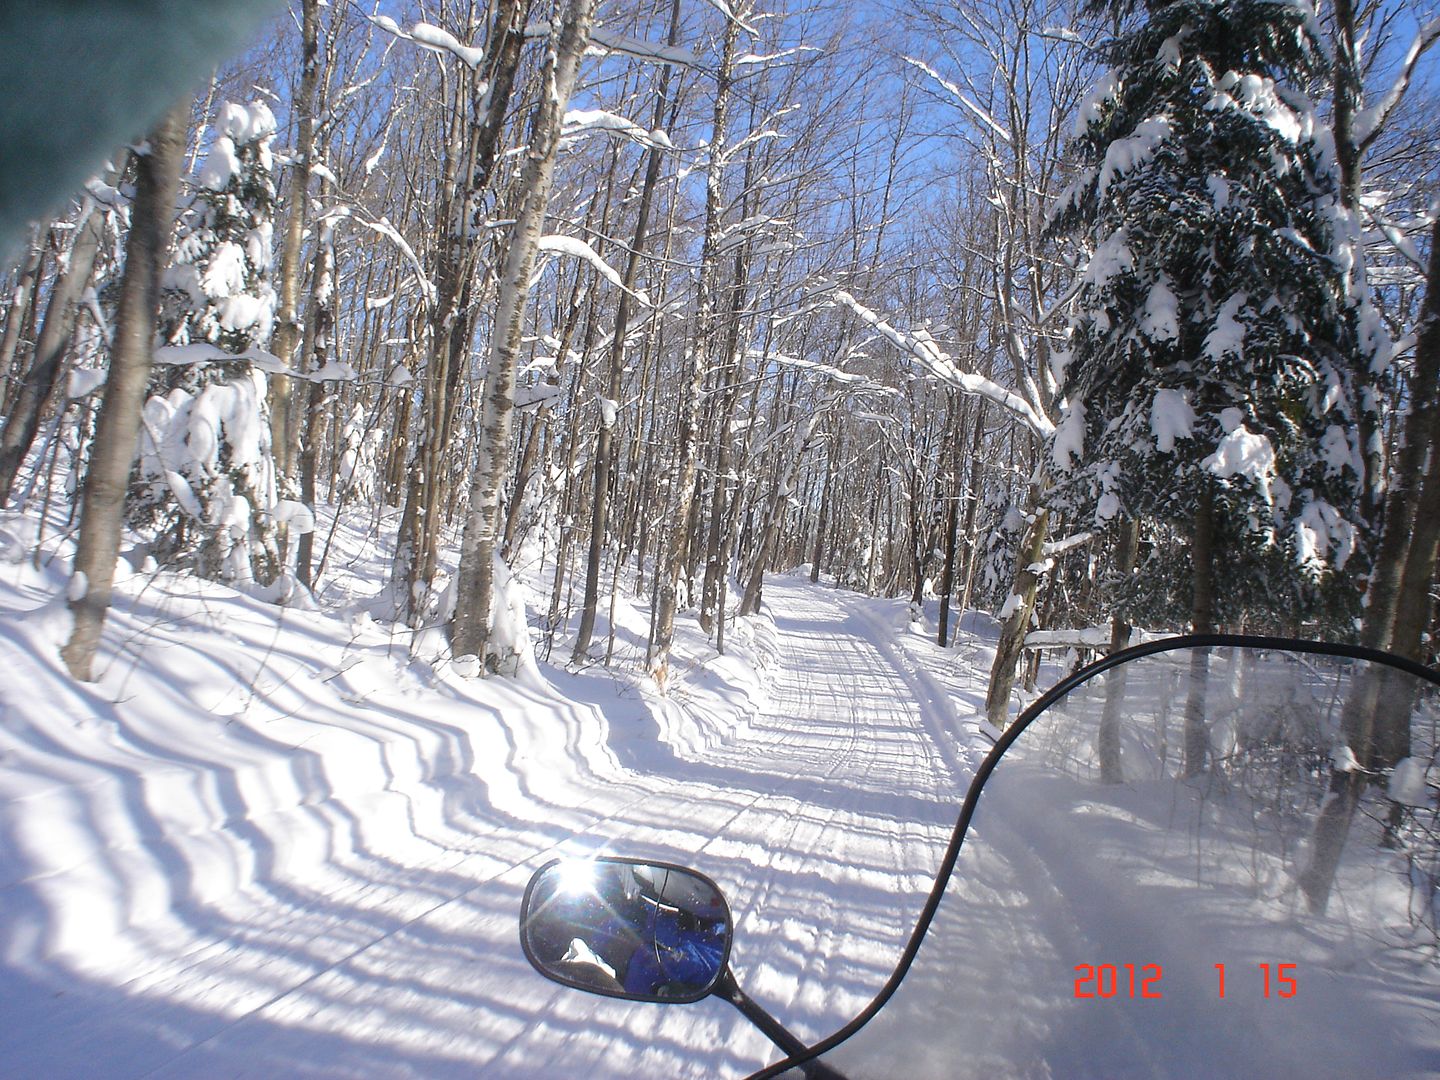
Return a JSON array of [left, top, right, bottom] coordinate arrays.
[[0, 504, 1007, 1078]]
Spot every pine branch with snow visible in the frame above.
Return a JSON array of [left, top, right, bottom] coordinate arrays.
[[1047, 0, 1381, 633]]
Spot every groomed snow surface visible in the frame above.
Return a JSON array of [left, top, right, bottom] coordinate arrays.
[[3, 506, 1436, 1078], [0, 506, 990, 1078]]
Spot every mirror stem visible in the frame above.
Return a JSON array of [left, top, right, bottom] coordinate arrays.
[[712, 969, 848, 1080]]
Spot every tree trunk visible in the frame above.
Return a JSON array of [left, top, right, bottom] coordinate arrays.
[[954, 408, 987, 633], [739, 415, 822, 617], [1296, 211, 1440, 913], [268, 0, 321, 485], [295, 221, 335, 587], [699, 129, 763, 634], [811, 424, 839, 584], [697, 308, 749, 633], [0, 229, 44, 407], [1182, 486, 1216, 778], [985, 499, 1049, 728], [1360, 215, 1440, 762], [907, 464, 930, 606], [936, 490, 959, 645], [1360, 217, 1440, 642], [573, 0, 680, 660], [390, 0, 532, 625], [936, 404, 962, 646], [452, 0, 598, 667], [1298, 766, 1365, 914], [501, 402, 550, 556], [61, 105, 187, 680], [650, 11, 741, 682], [0, 198, 108, 503], [1296, 139, 1439, 903], [1392, 442, 1440, 666], [543, 287, 599, 648], [1098, 517, 1139, 783]]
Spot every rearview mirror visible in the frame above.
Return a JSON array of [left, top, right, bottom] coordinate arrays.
[[520, 857, 733, 1003]]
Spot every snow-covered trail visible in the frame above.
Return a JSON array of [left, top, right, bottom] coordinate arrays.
[[680, 581, 966, 1030], [0, 570, 983, 1079]]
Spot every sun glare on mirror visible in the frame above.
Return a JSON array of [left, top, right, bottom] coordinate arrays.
[[554, 858, 599, 897]]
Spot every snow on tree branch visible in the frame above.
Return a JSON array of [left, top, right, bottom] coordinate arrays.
[[1355, 17, 1440, 149], [155, 344, 360, 383], [717, 126, 784, 167], [590, 25, 699, 67], [408, 22, 486, 68], [749, 349, 900, 397], [1024, 624, 1117, 648], [156, 343, 286, 372], [698, 0, 760, 37], [903, 56, 1012, 144], [367, 16, 487, 70], [832, 290, 1055, 436], [563, 109, 675, 151], [537, 235, 651, 306], [1367, 206, 1430, 273], [716, 213, 786, 252], [348, 214, 436, 306], [735, 46, 821, 67], [752, 404, 827, 458], [1042, 531, 1093, 558]]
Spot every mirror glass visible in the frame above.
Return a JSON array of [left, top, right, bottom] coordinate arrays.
[[520, 857, 732, 1003], [804, 644, 1440, 1079]]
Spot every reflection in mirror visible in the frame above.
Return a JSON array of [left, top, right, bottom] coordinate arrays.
[[810, 645, 1440, 1079], [521, 857, 732, 1003]]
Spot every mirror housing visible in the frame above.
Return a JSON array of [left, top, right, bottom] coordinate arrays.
[[520, 856, 733, 1004]]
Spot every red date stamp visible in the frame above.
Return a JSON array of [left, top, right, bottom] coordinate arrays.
[[1074, 963, 1297, 1000], [1073, 963, 1164, 999]]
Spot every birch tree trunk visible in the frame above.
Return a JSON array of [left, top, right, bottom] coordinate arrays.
[[1358, 217, 1440, 664], [810, 423, 839, 584], [0, 229, 44, 407], [268, 0, 320, 484], [1291, 8, 1440, 912], [391, 0, 532, 625], [952, 405, 988, 635], [698, 125, 763, 635], [61, 105, 188, 680], [451, 0, 597, 668], [0, 197, 108, 503], [1349, 214, 1440, 774], [696, 276, 750, 633]]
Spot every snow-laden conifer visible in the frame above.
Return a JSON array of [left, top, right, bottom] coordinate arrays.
[[1047, 0, 1385, 632], [131, 101, 284, 585]]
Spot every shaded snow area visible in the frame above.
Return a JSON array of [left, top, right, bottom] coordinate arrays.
[[0, 508, 992, 1079]]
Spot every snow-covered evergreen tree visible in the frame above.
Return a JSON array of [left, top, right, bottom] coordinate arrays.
[[977, 491, 1028, 613], [132, 101, 284, 585], [1047, 0, 1386, 633]]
